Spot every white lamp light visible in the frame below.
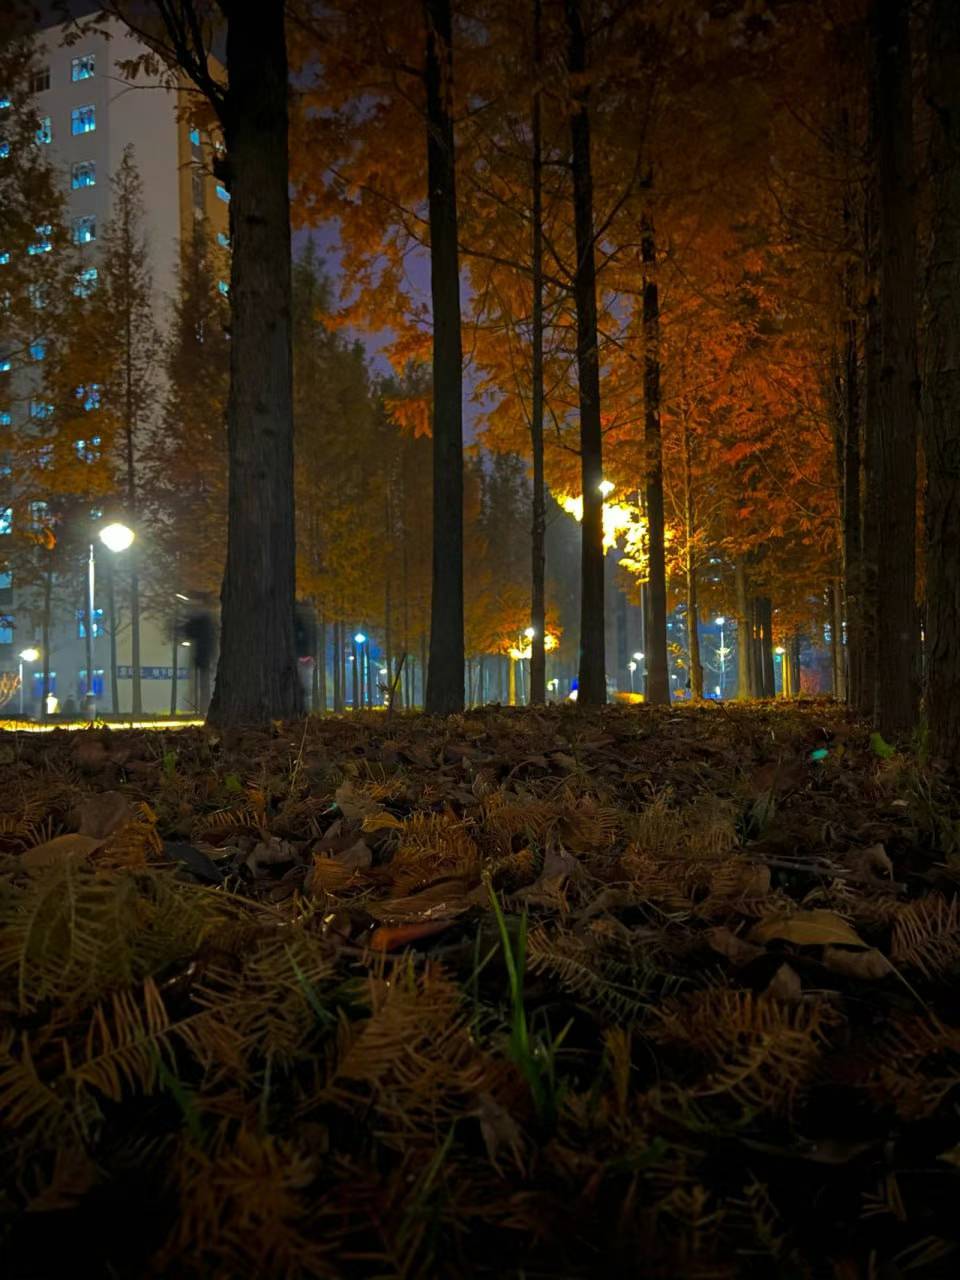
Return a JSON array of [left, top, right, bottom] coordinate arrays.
[[99, 522, 135, 553]]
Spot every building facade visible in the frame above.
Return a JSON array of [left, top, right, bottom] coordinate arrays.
[[1, 16, 228, 717]]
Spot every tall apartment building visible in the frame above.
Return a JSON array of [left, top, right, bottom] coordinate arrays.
[[1, 15, 228, 717]]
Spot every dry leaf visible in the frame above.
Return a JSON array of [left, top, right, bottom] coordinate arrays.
[[22, 833, 104, 869], [76, 790, 134, 839], [334, 837, 373, 871], [475, 1092, 525, 1176], [844, 843, 894, 882], [706, 926, 765, 968], [369, 877, 480, 922], [368, 920, 456, 951], [361, 811, 403, 833], [764, 963, 803, 1001], [823, 945, 893, 980], [750, 909, 867, 949]]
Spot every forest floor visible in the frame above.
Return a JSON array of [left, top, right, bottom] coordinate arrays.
[[2, 701, 960, 1279]]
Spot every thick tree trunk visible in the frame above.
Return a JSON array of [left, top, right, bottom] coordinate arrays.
[[841, 294, 861, 709], [759, 598, 775, 697], [129, 564, 142, 716], [41, 563, 52, 720], [566, 0, 606, 707], [681, 416, 702, 698], [207, 3, 302, 726], [860, 217, 881, 722], [642, 211, 670, 706], [106, 557, 119, 715], [170, 607, 178, 717], [316, 607, 326, 712], [332, 619, 342, 713], [735, 558, 752, 700], [871, 0, 920, 738], [423, 0, 465, 716], [529, 0, 547, 705], [924, 0, 960, 767], [831, 579, 845, 700]]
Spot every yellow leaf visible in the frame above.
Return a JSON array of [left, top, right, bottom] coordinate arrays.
[[21, 833, 105, 870], [361, 811, 403, 833], [749, 909, 867, 949]]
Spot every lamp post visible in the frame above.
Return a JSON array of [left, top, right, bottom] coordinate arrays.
[[715, 617, 728, 699], [627, 659, 637, 693], [86, 522, 135, 712], [632, 651, 644, 698], [18, 647, 39, 717], [774, 644, 787, 697], [353, 632, 366, 710]]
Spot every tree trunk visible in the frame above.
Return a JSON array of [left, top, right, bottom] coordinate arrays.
[[170, 606, 178, 716], [871, 0, 920, 738], [831, 579, 844, 700], [207, 2, 302, 726], [860, 208, 881, 722], [129, 564, 142, 716], [735, 558, 752, 700], [923, 0, 960, 767], [841, 276, 862, 709], [529, 0, 547, 705], [423, 0, 465, 716], [681, 413, 702, 698], [758, 597, 775, 697], [565, 0, 606, 707], [642, 210, 670, 706], [41, 562, 52, 720], [105, 557, 119, 715], [316, 606, 326, 712], [420, 632, 428, 708]]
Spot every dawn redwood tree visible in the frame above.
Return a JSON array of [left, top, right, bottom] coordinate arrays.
[[565, 0, 605, 706], [528, 0, 547, 706], [104, 0, 303, 726], [423, 0, 465, 715], [923, 0, 960, 767], [641, 207, 670, 705], [870, 0, 920, 737]]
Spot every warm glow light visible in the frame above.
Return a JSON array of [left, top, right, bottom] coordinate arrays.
[[523, 626, 536, 640], [354, 632, 366, 645], [180, 640, 191, 647], [775, 645, 786, 656], [19, 647, 40, 662], [99, 522, 135, 552], [175, 592, 190, 602], [599, 479, 615, 497]]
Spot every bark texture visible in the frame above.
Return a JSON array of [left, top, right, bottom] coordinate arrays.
[[642, 212, 670, 705]]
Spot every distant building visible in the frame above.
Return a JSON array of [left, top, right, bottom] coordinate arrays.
[[1, 15, 228, 717]]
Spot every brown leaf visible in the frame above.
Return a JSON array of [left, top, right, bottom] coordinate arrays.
[[334, 837, 373, 871], [370, 877, 481, 922], [368, 920, 456, 951], [244, 837, 296, 875], [844, 842, 894, 882], [22, 833, 104, 869], [706, 926, 765, 968], [475, 1092, 525, 1176], [750, 909, 867, 949], [76, 790, 134, 839], [361, 811, 403, 833], [764, 963, 803, 1001], [822, 946, 893, 981]]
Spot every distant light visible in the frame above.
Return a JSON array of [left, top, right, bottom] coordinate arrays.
[[775, 645, 786, 656], [523, 626, 536, 640], [19, 647, 40, 662], [567, 688, 578, 702], [627, 661, 636, 672], [379, 667, 388, 676], [99, 522, 134, 552], [715, 616, 726, 626], [175, 592, 190, 602], [715, 686, 721, 697], [599, 479, 615, 497], [180, 640, 191, 647], [632, 651, 644, 662], [354, 632, 366, 645]]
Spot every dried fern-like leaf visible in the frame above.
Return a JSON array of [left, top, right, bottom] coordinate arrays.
[[891, 894, 960, 978]]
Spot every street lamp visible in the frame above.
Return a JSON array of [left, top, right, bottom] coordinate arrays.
[[715, 617, 728, 698], [353, 632, 367, 710], [599, 479, 615, 497], [86, 521, 135, 710], [18, 647, 39, 717], [627, 659, 637, 692]]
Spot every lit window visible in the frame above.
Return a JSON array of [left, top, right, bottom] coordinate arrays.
[[77, 609, 104, 639], [215, 183, 230, 203], [78, 669, 105, 697], [75, 435, 101, 462], [29, 339, 46, 361], [0, 98, 10, 110], [0, 142, 9, 159], [36, 116, 52, 144], [72, 215, 96, 245], [217, 231, 229, 248], [71, 105, 96, 135], [32, 671, 55, 695], [29, 67, 50, 94], [0, 509, 11, 536], [77, 383, 101, 411], [29, 399, 53, 420], [71, 54, 95, 81], [217, 280, 229, 296], [0, 252, 8, 264], [30, 500, 49, 527], [36, 445, 53, 469], [71, 160, 96, 189], [0, 571, 10, 588], [28, 225, 52, 255], [74, 266, 98, 297], [189, 127, 200, 146], [0, 412, 10, 425], [0, 615, 12, 643], [0, 358, 10, 374]]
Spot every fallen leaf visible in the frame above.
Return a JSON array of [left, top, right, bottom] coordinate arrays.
[[844, 843, 894, 882], [475, 1092, 525, 1175], [334, 837, 373, 871], [361, 811, 403, 833], [76, 790, 134, 839], [764, 963, 803, 1000], [823, 946, 893, 980], [370, 877, 481, 921], [750, 909, 868, 949], [368, 920, 456, 951], [244, 837, 297, 875], [706, 926, 765, 968], [22, 833, 104, 869]]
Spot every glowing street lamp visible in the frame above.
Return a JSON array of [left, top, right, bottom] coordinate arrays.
[[627, 659, 637, 692], [99, 522, 135, 553], [85, 521, 135, 711], [715, 617, 728, 698], [18, 647, 39, 717], [599, 479, 615, 497], [352, 632, 367, 710]]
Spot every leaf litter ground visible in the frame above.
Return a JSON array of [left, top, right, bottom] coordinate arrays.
[[2, 701, 960, 1278]]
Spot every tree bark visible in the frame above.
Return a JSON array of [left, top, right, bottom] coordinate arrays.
[[871, 0, 920, 738], [860, 202, 881, 722], [423, 0, 465, 715], [923, 0, 960, 767], [207, 2, 302, 726], [565, 0, 606, 707], [681, 414, 702, 698], [316, 606, 326, 712], [170, 604, 178, 717], [831, 579, 845, 700], [529, 0, 547, 705], [41, 562, 52, 720], [841, 278, 861, 709], [758, 598, 775, 697], [641, 210, 670, 706], [735, 558, 752, 700]]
